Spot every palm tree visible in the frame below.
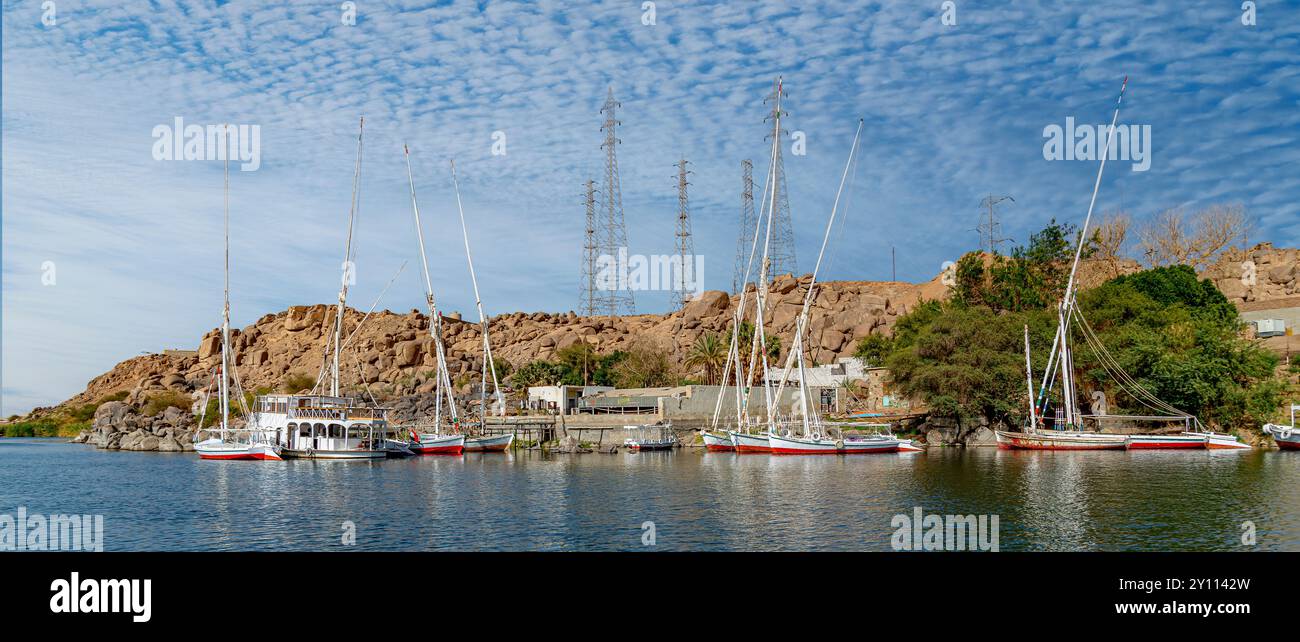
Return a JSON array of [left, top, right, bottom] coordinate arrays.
[[685, 332, 727, 385]]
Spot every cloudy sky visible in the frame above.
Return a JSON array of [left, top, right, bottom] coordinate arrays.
[[3, 0, 1298, 415]]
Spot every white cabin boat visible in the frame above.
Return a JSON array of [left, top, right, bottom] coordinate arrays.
[[250, 394, 389, 460]]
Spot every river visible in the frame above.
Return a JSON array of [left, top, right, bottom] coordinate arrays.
[[2, 438, 1296, 551]]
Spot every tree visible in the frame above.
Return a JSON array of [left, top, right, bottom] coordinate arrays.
[[853, 333, 894, 366], [1089, 211, 1131, 278], [612, 339, 679, 389], [1137, 204, 1250, 271], [684, 333, 727, 385]]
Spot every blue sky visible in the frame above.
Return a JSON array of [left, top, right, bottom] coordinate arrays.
[[3, 0, 1298, 415]]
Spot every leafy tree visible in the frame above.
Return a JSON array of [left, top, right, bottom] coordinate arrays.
[[685, 332, 727, 384], [613, 339, 678, 389], [853, 333, 894, 366]]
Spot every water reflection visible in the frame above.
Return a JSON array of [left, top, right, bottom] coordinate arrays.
[[1, 439, 1296, 551]]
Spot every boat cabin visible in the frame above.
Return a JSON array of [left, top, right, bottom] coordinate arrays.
[[252, 394, 392, 456]]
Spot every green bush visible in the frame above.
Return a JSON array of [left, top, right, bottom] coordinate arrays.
[[143, 391, 191, 416], [281, 372, 316, 393]]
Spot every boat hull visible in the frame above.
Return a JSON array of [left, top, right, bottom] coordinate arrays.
[[463, 433, 514, 452], [995, 430, 1127, 450], [769, 434, 839, 455], [701, 431, 735, 452], [729, 431, 771, 453], [195, 439, 282, 461], [840, 437, 903, 454], [1264, 424, 1300, 450], [1125, 434, 1207, 449], [410, 433, 465, 455], [281, 448, 385, 460], [1186, 431, 1252, 450], [626, 440, 676, 451]]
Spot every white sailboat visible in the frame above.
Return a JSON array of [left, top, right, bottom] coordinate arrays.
[[400, 144, 465, 455], [447, 159, 514, 453], [255, 118, 389, 460], [194, 127, 282, 461], [999, 79, 1247, 451]]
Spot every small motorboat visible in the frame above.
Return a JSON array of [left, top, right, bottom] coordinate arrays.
[[624, 424, 677, 451], [840, 434, 906, 454], [464, 433, 514, 452]]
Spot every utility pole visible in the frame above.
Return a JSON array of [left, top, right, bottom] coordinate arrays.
[[976, 194, 1014, 255], [732, 159, 755, 294], [599, 87, 635, 316], [763, 79, 797, 280], [579, 179, 599, 316], [673, 158, 695, 309]]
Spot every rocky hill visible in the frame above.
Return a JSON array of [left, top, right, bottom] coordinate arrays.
[[19, 245, 1296, 451]]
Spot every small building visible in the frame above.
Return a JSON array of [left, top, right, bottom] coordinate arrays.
[[1237, 297, 1299, 358], [527, 385, 613, 414]]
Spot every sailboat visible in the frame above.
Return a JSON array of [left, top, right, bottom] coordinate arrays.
[[254, 118, 389, 460], [1264, 405, 1300, 450], [718, 77, 793, 455], [447, 159, 514, 454], [194, 127, 282, 461], [997, 79, 1245, 451], [400, 145, 465, 456]]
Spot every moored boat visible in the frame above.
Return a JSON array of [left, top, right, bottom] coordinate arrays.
[[409, 432, 465, 455], [729, 431, 771, 453], [1125, 433, 1208, 449], [840, 434, 905, 454], [768, 432, 839, 455], [195, 436, 282, 461], [1187, 431, 1252, 450], [624, 424, 678, 451], [464, 433, 514, 452], [700, 431, 735, 452], [995, 430, 1127, 450], [1263, 404, 1299, 450]]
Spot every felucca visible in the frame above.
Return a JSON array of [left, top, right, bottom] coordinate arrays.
[[400, 145, 465, 455], [997, 80, 1247, 451], [194, 133, 283, 461]]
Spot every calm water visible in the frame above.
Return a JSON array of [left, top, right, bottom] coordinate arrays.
[[2, 438, 1297, 551]]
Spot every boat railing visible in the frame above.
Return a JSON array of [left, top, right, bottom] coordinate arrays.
[[287, 407, 389, 421]]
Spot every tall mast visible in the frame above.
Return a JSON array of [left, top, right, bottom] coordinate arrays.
[[770, 120, 864, 437], [754, 77, 784, 428], [1055, 77, 1128, 426], [220, 125, 231, 439], [402, 144, 458, 426], [1024, 324, 1037, 433], [449, 160, 506, 419], [332, 117, 364, 397]]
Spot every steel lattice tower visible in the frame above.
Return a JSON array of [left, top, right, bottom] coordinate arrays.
[[672, 158, 694, 309], [763, 79, 798, 279], [579, 179, 599, 316], [732, 159, 755, 294], [599, 87, 635, 316]]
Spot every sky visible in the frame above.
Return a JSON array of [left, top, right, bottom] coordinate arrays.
[[2, 0, 1298, 415]]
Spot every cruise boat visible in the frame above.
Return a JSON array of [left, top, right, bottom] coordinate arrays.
[[253, 394, 388, 460], [192, 131, 281, 462]]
